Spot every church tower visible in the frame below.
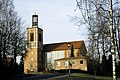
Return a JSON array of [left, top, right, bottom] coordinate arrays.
[[24, 13, 43, 74]]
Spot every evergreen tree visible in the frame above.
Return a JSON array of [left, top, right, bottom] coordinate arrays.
[[70, 44, 74, 57]]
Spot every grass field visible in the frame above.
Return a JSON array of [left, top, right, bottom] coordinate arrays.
[[52, 73, 120, 80]]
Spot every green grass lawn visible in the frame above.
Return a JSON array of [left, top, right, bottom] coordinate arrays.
[[52, 73, 120, 80]]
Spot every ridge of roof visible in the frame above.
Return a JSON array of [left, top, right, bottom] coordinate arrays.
[[43, 40, 85, 52], [43, 40, 84, 45]]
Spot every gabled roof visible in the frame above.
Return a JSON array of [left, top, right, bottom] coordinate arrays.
[[43, 40, 85, 52]]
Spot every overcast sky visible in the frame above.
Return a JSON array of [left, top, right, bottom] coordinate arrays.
[[14, 0, 87, 44]]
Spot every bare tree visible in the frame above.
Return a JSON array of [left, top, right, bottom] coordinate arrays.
[[75, 0, 120, 75], [75, 0, 119, 61], [0, 0, 26, 66]]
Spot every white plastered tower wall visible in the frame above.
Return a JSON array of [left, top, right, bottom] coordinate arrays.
[[24, 14, 43, 74]]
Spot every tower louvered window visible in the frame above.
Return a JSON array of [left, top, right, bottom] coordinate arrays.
[[30, 33, 34, 41]]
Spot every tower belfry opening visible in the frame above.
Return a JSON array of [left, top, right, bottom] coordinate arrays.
[[32, 14, 38, 27]]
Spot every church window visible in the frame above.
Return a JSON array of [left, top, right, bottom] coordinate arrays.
[[30, 64, 34, 72], [72, 60, 76, 65], [80, 60, 83, 64], [64, 61, 68, 66], [30, 64, 33, 68], [56, 61, 60, 66], [30, 33, 34, 41]]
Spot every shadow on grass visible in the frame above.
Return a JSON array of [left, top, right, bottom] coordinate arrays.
[[52, 73, 116, 80], [52, 76, 113, 80], [71, 76, 113, 80], [0, 74, 36, 80]]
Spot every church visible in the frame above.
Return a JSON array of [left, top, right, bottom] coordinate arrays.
[[24, 14, 88, 74]]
